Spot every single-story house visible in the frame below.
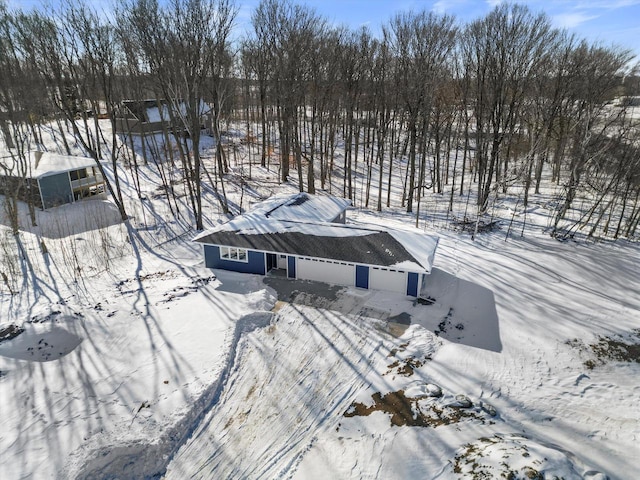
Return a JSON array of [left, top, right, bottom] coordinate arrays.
[[0, 151, 105, 209], [115, 99, 212, 136], [193, 193, 439, 297]]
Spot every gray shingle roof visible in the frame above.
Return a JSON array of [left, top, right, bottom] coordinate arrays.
[[195, 227, 420, 269], [193, 193, 437, 272]]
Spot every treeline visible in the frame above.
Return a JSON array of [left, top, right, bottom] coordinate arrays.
[[1, 0, 639, 239]]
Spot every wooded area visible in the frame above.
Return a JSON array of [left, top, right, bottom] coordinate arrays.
[[1, 0, 639, 240]]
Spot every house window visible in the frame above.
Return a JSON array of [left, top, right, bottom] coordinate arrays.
[[220, 246, 249, 263], [69, 169, 88, 181]]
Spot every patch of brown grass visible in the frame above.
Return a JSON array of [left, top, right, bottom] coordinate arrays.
[[567, 329, 640, 369]]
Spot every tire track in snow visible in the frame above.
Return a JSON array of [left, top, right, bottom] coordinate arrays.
[[164, 304, 387, 479]]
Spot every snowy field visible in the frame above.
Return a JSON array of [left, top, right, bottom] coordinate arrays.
[[1, 122, 639, 479], [165, 224, 640, 480]]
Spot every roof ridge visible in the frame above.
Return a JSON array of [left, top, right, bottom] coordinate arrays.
[[239, 214, 384, 233]]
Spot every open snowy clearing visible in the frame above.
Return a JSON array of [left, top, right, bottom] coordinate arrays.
[[163, 225, 640, 479], [0, 225, 276, 479], [1, 193, 639, 479]]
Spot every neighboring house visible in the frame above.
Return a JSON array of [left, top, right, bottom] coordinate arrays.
[[0, 151, 105, 209], [193, 193, 439, 297], [115, 99, 212, 136]]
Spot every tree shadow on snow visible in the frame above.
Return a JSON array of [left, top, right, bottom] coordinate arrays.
[[0, 197, 124, 240]]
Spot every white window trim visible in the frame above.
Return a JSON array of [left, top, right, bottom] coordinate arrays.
[[219, 246, 249, 263]]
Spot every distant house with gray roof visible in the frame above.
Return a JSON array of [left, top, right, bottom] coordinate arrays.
[[193, 193, 438, 297], [115, 99, 212, 136]]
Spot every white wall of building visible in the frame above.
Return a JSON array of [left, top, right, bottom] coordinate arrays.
[[297, 258, 355, 287], [369, 267, 406, 294]]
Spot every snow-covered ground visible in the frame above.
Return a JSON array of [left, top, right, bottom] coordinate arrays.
[[164, 225, 640, 480], [1, 121, 639, 479], [0, 230, 275, 479]]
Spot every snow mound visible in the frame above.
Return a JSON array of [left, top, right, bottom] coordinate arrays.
[[404, 381, 442, 399]]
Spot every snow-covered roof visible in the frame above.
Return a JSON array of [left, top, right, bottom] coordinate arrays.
[[246, 192, 351, 223], [0, 151, 96, 179], [194, 194, 438, 272], [122, 99, 211, 123], [31, 152, 96, 179]]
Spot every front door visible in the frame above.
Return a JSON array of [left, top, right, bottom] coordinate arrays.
[[277, 254, 287, 269], [266, 253, 277, 271]]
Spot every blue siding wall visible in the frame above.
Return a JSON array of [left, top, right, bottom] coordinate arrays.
[[203, 245, 265, 274], [39, 173, 73, 209], [355, 265, 369, 289], [287, 256, 296, 278], [407, 272, 419, 297]]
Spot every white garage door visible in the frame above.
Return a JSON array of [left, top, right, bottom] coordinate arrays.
[[369, 267, 406, 294], [297, 258, 356, 287]]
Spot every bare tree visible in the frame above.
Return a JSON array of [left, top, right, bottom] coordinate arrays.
[[551, 43, 635, 236], [121, 0, 237, 227], [385, 10, 457, 213], [461, 4, 557, 212], [250, 0, 325, 188], [11, 6, 130, 220], [0, 5, 36, 231]]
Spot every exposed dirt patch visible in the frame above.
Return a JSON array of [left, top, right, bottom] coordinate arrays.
[[158, 275, 215, 304], [115, 270, 183, 295], [151, 184, 186, 200], [244, 384, 257, 401], [377, 317, 411, 337], [434, 307, 464, 336], [385, 342, 432, 376], [272, 301, 287, 313], [590, 335, 640, 363], [414, 296, 436, 306], [384, 357, 428, 377], [451, 217, 501, 234], [386, 322, 410, 337], [387, 342, 410, 357], [567, 330, 640, 369], [29, 310, 64, 323], [115, 271, 215, 304], [344, 390, 483, 427]]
